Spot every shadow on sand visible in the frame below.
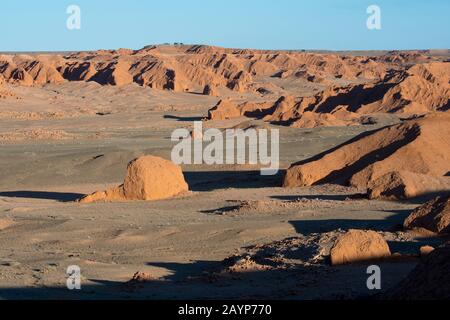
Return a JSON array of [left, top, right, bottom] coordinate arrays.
[[0, 191, 84, 202], [163, 115, 204, 122], [183, 170, 284, 191], [1, 210, 445, 300], [288, 209, 412, 236], [0, 239, 431, 300], [0, 260, 406, 300], [271, 193, 368, 202]]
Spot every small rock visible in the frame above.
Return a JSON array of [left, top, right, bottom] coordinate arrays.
[[420, 245, 435, 256]]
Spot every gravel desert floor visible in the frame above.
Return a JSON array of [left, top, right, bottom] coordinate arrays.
[[0, 47, 449, 299]]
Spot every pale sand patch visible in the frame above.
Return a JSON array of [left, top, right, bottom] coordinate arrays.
[[0, 218, 14, 230]]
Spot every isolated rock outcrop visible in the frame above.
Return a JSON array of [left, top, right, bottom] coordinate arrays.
[[80, 156, 189, 203], [283, 113, 450, 191], [290, 111, 355, 128], [208, 99, 242, 120], [368, 171, 450, 200], [404, 195, 450, 234], [330, 230, 391, 266], [420, 245, 435, 256], [262, 95, 298, 123]]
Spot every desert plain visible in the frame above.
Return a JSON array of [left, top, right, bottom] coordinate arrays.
[[0, 45, 449, 299]]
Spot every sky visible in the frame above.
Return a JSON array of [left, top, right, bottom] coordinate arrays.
[[0, 0, 449, 52]]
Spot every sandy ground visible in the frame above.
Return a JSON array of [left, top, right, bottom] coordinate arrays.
[[0, 81, 443, 300]]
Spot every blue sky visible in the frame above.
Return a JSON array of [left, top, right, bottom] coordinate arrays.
[[0, 0, 448, 51]]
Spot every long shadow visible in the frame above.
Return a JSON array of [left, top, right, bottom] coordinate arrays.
[[0, 250, 426, 300], [186, 91, 208, 96], [313, 126, 420, 185], [243, 104, 277, 120], [387, 237, 446, 255], [0, 191, 84, 202], [163, 115, 204, 122], [0, 260, 389, 300], [0, 261, 221, 299], [271, 194, 367, 202], [289, 209, 412, 236], [240, 79, 399, 123], [146, 261, 222, 281], [288, 127, 386, 169], [315, 82, 398, 113], [437, 99, 450, 112], [404, 192, 450, 205], [1, 227, 443, 300], [0, 281, 125, 300], [201, 193, 369, 215], [0, 266, 328, 300], [0, 251, 439, 300], [200, 201, 243, 215], [184, 170, 284, 191]]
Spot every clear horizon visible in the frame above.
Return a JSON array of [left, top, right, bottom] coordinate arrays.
[[0, 0, 449, 52]]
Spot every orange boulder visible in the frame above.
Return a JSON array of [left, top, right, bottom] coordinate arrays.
[[330, 230, 391, 266], [80, 156, 189, 203]]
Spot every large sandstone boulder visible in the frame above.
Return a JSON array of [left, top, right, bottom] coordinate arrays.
[[404, 195, 450, 234], [330, 230, 391, 266], [368, 171, 450, 200], [80, 156, 189, 203], [283, 113, 450, 191]]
